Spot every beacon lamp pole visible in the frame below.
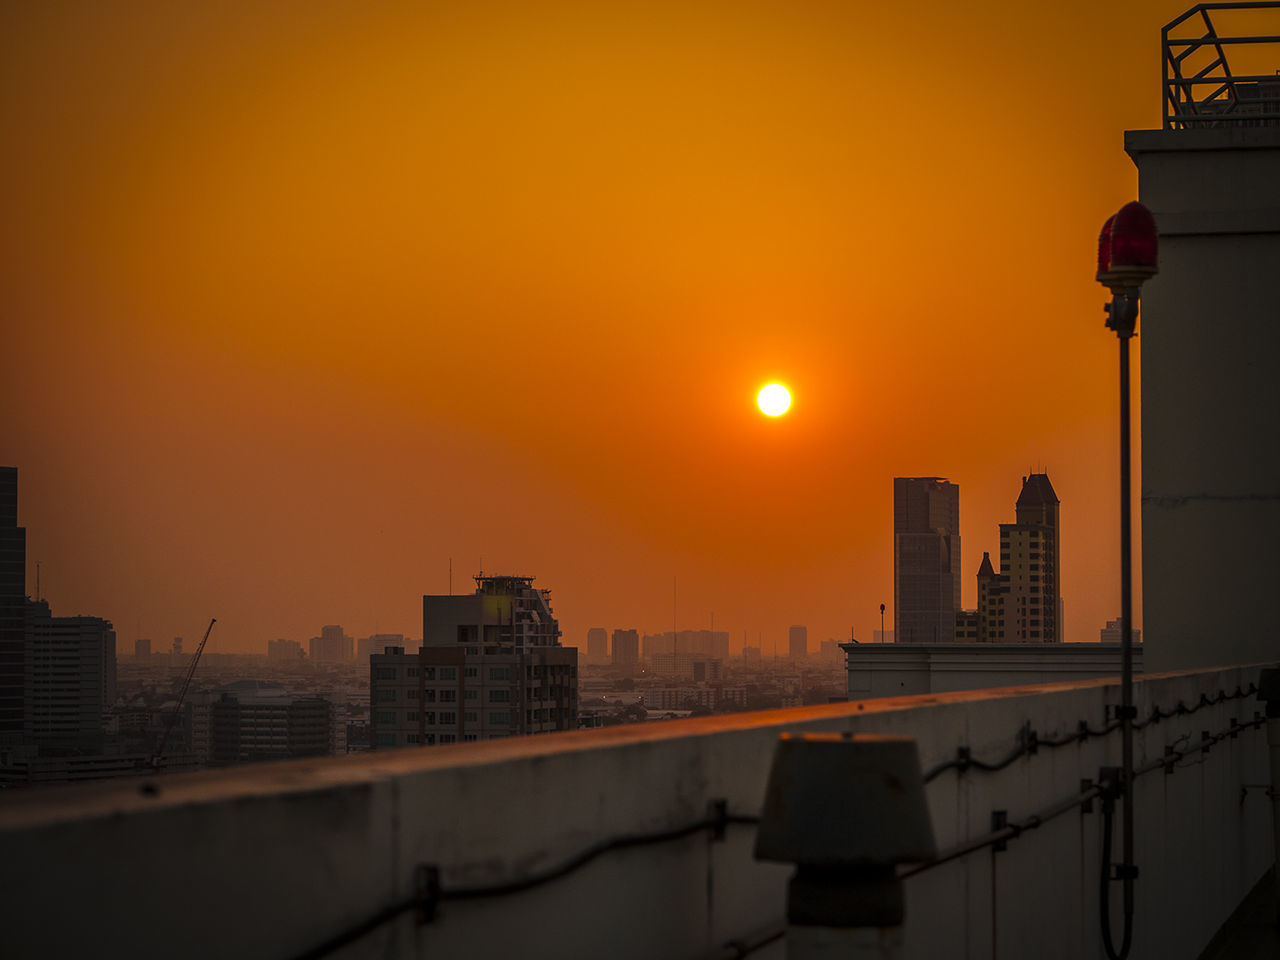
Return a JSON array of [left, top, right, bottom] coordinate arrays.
[[1096, 201, 1158, 960]]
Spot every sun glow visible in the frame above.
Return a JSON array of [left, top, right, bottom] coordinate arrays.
[[757, 383, 791, 417]]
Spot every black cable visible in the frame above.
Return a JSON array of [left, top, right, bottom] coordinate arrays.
[[287, 808, 760, 960], [287, 689, 1263, 960]]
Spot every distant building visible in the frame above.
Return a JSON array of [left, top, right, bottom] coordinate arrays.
[[0, 467, 25, 741], [267, 638, 305, 661], [872, 629, 895, 644], [611, 629, 640, 672], [742, 645, 762, 668], [209, 680, 334, 766], [650, 653, 723, 680], [995, 474, 1063, 643], [370, 575, 577, 749], [894, 477, 961, 644], [172, 637, 183, 656], [134, 638, 152, 659], [819, 638, 842, 665], [788, 625, 807, 660], [954, 610, 979, 641], [23, 599, 116, 752], [310, 624, 352, 663], [642, 630, 730, 662], [1100, 618, 1141, 644], [586, 627, 608, 665], [356, 633, 405, 662]]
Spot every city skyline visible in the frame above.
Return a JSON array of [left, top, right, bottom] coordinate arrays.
[[1, 1, 1158, 656]]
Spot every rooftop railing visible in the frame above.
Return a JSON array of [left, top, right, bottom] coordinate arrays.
[[1164, 3, 1280, 129]]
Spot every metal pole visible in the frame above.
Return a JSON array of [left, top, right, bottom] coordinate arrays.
[[1118, 331, 1136, 929]]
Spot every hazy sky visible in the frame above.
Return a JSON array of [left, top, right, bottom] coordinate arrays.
[[2, 1, 1193, 654]]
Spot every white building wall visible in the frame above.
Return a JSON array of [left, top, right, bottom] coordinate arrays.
[[1125, 127, 1280, 672]]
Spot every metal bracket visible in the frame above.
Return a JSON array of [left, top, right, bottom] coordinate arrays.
[[415, 864, 440, 925], [708, 798, 728, 842], [991, 810, 1008, 852]]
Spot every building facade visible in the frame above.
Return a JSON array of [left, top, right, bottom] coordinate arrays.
[[585, 627, 608, 665], [370, 575, 577, 749], [611, 629, 639, 672], [0, 467, 26, 742], [310, 625, 352, 663], [894, 477, 961, 644], [788, 625, 807, 660], [22, 599, 116, 752], [208, 680, 334, 766]]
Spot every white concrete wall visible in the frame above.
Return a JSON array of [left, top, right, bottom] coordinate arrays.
[[1125, 128, 1280, 674], [0, 664, 1271, 960]]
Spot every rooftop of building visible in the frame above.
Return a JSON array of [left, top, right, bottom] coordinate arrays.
[[1015, 472, 1059, 507]]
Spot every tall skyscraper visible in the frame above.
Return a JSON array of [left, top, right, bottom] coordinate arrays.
[[0, 467, 25, 740], [788, 625, 807, 660], [586, 627, 608, 665], [893, 477, 961, 644], [998, 474, 1062, 643]]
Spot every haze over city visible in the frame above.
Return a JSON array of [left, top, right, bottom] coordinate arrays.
[[1, 0, 1185, 654]]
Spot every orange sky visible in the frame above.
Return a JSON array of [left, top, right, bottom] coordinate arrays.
[[2, 1, 1185, 655]]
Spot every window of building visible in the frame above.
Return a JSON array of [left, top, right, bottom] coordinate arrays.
[[377, 733, 396, 746], [439, 712, 457, 725], [439, 689, 457, 703], [377, 689, 396, 702], [464, 689, 477, 701], [464, 734, 478, 743], [407, 711, 418, 722], [489, 689, 511, 703], [489, 667, 510, 681], [424, 711, 435, 725], [422, 689, 436, 703], [425, 734, 436, 745], [464, 666, 478, 679], [407, 733, 420, 744], [375, 712, 394, 724], [489, 711, 510, 725], [423, 667, 435, 681], [376, 667, 397, 680], [440, 667, 457, 681], [407, 667, 418, 678], [464, 711, 477, 723], [439, 734, 456, 744]]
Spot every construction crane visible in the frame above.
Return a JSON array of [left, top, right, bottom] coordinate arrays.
[[151, 617, 216, 770]]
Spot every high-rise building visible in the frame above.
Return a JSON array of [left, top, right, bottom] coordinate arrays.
[[134, 638, 152, 660], [23, 599, 116, 752], [0, 467, 26, 740], [370, 575, 577, 749], [893, 477, 961, 644], [586, 627, 608, 665], [310, 625, 352, 663], [611, 629, 639, 672], [999, 474, 1062, 643], [788, 625, 807, 660], [967, 474, 1063, 644]]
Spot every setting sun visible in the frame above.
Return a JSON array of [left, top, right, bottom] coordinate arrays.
[[757, 383, 791, 417]]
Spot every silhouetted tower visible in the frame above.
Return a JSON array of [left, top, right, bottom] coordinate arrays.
[[998, 474, 1062, 642], [893, 477, 961, 644], [0, 467, 25, 738]]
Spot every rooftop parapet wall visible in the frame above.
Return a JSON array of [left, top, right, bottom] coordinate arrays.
[[0, 664, 1272, 960]]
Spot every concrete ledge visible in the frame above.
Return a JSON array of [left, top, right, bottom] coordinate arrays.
[[1, 665, 1273, 960]]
